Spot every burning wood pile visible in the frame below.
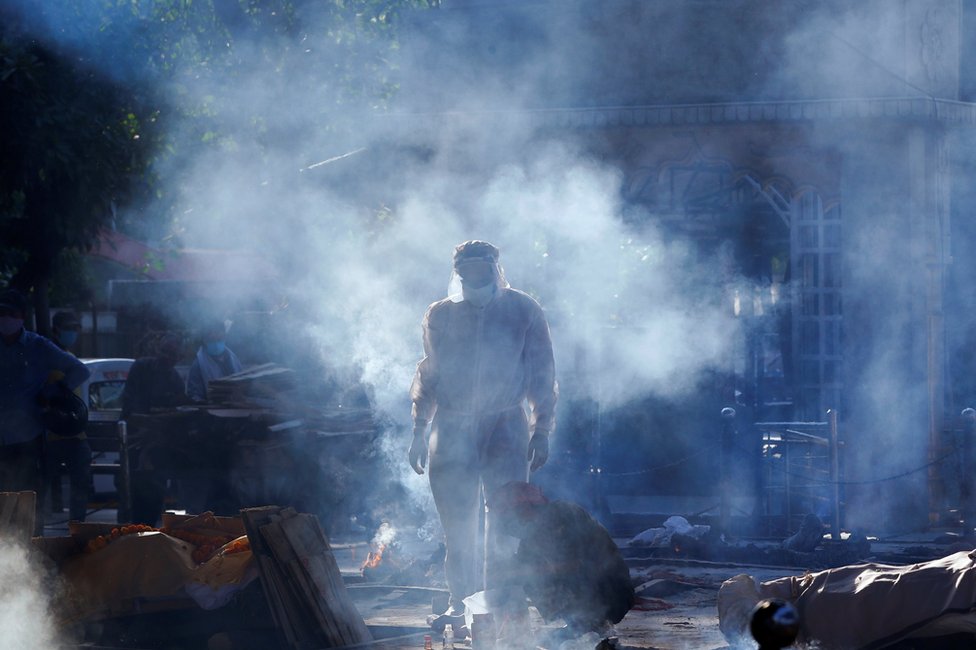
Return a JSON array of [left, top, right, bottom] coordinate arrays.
[[361, 522, 392, 567], [360, 521, 402, 582], [359, 522, 447, 587]]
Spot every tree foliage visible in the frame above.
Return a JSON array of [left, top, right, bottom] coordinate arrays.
[[0, 18, 153, 329], [0, 0, 437, 328]]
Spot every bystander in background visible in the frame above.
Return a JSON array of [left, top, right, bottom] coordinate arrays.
[[46, 310, 92, 522], [121, 331, 188, 525], [186, 318, 242, 403], [0, 289, 90, 534]]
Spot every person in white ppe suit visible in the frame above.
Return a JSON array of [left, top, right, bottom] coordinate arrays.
[[409, 240, 558, 620]]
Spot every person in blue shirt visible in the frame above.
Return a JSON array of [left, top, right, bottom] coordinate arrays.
[[46, 310, 93, 522], [186, 318, 242, 403], [0, 288, 90, 532]]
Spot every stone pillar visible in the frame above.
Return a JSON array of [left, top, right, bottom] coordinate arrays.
[[918, 127, 951, 525]]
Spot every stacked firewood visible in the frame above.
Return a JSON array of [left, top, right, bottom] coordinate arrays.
[[241, 506, 372, 649], [205, 363, 296, 408], [200, 361, 382, 434], [304, 408, 379, 434]]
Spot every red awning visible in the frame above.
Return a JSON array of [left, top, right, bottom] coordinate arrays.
[[90, 229, 278, 283]]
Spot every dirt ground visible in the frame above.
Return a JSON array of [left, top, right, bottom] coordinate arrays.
[[612, 564, 808, 650], [336, 538, 809, 650], [337, 528, 976, 650], [55, 512, 962, 649], [344, 566, 811, 650]]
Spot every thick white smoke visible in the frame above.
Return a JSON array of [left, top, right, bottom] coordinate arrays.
[[0, 1, 753, 525], [171, 134, 743, 409], [762, 0, 963, 532], [13, 0, 967, 537], [0, 541, 61, 650]]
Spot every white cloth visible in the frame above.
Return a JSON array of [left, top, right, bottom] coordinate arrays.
[[718, 549, 976, 649]]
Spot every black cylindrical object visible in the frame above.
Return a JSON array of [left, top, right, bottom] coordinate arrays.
[[750, 598, 799, 650]]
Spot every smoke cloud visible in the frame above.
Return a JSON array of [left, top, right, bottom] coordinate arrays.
[[8, 0, 970, 536], [0, 0, 780, 524], [760, 0, 963, 532], [98, 4, 749, 521], [0, 541, 62, 650]]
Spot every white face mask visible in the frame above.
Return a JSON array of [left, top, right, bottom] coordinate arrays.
[[0, 316, 24, 337], [463, 282, 497, 307]]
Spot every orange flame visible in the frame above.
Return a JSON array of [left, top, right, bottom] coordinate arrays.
[[361, 543, 386, 571], [361, 522, 397, 573]]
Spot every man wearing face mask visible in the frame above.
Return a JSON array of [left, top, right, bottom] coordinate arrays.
[[0, 289, 90, 532], [409, 240, 558, 630], [186, 319, 242, 403], [46, 310, 93, 522]]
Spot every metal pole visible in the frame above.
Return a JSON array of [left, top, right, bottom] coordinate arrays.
[[720, 407, 736, 534], [828, 409, 841, 539], [117, 420, 131, 524], [90, 301, 98, 358], [784, 430, 792, 532], [761, 428, 771, 537], [961, 408, 976, 534]]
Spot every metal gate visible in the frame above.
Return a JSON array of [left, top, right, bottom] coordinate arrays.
[[755, 411, 843, 537]]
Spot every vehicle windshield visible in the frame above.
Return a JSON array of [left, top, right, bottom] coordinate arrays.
[[89, 381, 126, 411]]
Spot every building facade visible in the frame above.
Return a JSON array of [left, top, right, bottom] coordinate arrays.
[[389, 0, 976, 532]]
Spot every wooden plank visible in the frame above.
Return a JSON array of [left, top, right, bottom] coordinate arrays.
[[241, 507, 302, 649], [279, 512, 373, 646], [240, 509, 287, 631], [215, 363, 292, 382], [245, 507, 344, 650], [244, 506, 372, 648], [0, 492, 36, 544], [261, 519, 341, 647], [262, 556, 305, 649], [206, 363, 296, 407], [241, 506, 282, 554], [272, 559, 321, 649], [285, 513, 361, 643], [260, 517, 330, 644], [272, 511, 353, 646]]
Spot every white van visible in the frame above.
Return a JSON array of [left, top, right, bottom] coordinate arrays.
[[80, 358, 133, 420], [79, 358, 133, 500]]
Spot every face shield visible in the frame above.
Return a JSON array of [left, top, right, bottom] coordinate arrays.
[[447, 257, 510, 303]]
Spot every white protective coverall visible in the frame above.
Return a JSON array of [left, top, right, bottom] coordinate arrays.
[[410, 280, 558, 608], [718, 549, 976, 648]]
